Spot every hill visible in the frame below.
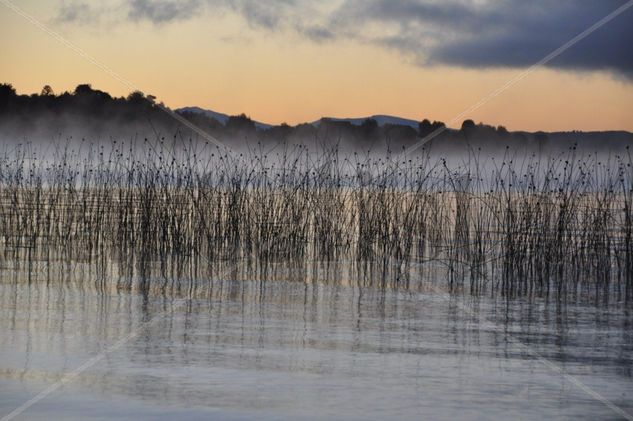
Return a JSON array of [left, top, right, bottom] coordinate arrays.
[[1, 83, 631, 155]]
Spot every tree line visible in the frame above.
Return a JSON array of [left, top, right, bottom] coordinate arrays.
[[4, 83, 613, 153]]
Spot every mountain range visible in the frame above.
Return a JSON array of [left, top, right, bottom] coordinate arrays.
[[1, 82, 631, 154], [176, 107, 421, 130]]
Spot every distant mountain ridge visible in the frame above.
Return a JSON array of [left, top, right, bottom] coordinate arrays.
[[1, 82, 631, 154], [177, 106, 272, 130], [311, 115, 421, 130], [178, 107, 631, 139], [177, 106, 230, 124], [176, 107, 423, 130]]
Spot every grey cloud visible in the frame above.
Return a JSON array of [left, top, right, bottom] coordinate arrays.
[[127, 0, 203, 23], [299, 25, 335, 42], [125, 0, 307, 28], [54, 1, 99, 24], [332, 0, 497, 31], [324, 0, 633, 79], [53, 0, 633, 79], [229, 0, 286, 29]]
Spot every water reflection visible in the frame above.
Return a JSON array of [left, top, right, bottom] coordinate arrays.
[[0, 254, 632, 420]]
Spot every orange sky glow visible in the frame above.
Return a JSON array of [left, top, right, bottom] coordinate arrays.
[[1, 0, 632, 132]]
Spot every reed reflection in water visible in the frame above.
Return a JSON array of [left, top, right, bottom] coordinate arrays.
[[0, 253, 631, 420]]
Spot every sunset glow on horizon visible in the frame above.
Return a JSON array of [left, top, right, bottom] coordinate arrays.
[[1, 0, 632, 132]]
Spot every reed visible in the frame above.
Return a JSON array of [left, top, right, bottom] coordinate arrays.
[[1, 139, 631, 304]]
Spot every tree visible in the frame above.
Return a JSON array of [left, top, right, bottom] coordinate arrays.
[[461, 119, 476, 131], [419, 119, 432, 135], [41, 85, 54, 96], [74, 84, 94, 95], [360, 118, 378, 135], [226, 113, 256, 132], [126, 90, 146, 104], [0, 83, 17, 110], [535, 132, 548, 153], [419, 119, 445, 138]]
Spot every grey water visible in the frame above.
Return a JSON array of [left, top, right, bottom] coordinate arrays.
[[0, 258, 632, 420]]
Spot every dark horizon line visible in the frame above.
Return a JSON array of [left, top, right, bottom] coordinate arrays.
[[1, 81, 632, 136]]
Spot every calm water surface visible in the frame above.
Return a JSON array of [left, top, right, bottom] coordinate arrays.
[[0, 259, 632, 420]]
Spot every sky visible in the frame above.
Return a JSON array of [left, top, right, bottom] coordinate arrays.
[[1, 0, 632, 131]]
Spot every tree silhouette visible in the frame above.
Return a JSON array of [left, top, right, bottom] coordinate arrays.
[[41, 85, 54, 96], [0, 83, 16, 111], [535, 132, 549, 154], [419, 119, 445, 138], [226, 113, 256, 132], [461, 119, 476, 131], [127, 91, 146, 104], [1, 82, 623, 154], [74, 84, 94, 95]]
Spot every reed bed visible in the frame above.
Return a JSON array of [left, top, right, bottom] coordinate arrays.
[[0, 140, 632, 304]]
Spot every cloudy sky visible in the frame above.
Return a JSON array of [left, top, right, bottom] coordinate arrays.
[[1, 0, 632, 131]]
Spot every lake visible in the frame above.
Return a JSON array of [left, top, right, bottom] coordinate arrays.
[[0, 257, 631, 420]]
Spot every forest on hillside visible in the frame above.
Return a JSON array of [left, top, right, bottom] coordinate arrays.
[[1, 83, 630, 153]]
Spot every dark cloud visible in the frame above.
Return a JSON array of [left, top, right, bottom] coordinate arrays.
[[325, 0, 633, 79], [127, 0, 203, 23], [229, 0, 287, 29], [299, 25, 335, 42], [124, 0, 306, 28], [53, 0, 633, 79], [54, 1, 98, 24]]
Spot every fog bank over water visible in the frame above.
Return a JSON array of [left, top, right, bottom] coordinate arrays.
[[1, 83, 633, 421], [1, 83, 632, 163]]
